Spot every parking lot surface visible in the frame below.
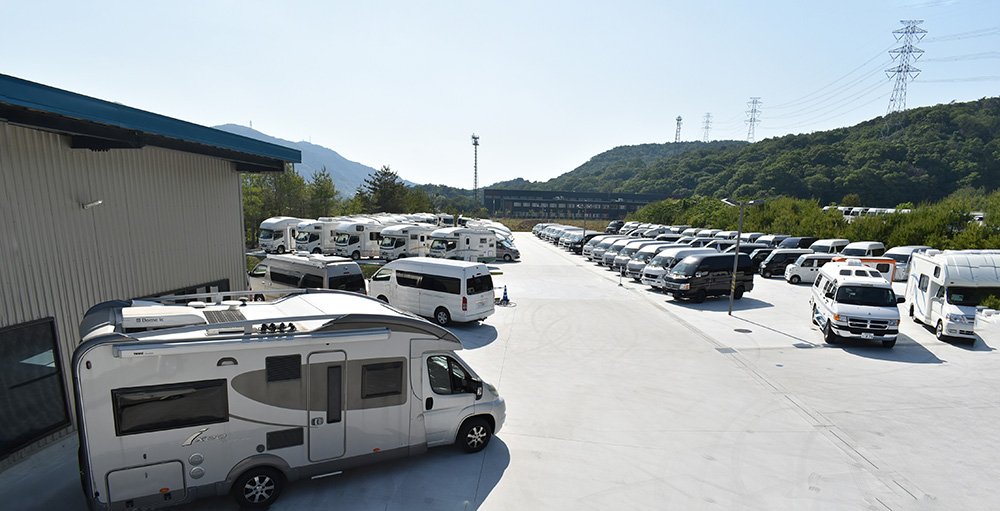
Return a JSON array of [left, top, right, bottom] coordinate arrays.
[[3, 234, 1000, 510]]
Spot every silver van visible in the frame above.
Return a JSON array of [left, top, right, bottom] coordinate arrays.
[[249, 253, 366, 299]]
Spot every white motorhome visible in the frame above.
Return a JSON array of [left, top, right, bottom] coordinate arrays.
[[334, 222, 385, 260], [435, 213, 455, 227], [258, 216, 302, 254], [379, 224, 436, 261], [809, 259, 904, 348], [904, 250, 1000, 341], [369, 258, 496, 326], [294, 219, 342, 254], [640, 246, 717, 289], [73, 290, 505, 510], [428, 227, 496, 262], [248, 253, 367, 298]]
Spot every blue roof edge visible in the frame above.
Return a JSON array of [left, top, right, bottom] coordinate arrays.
[[0, 74, 301, 164]]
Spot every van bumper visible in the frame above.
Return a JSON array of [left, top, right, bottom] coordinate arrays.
[[831, 324, 899, 341]]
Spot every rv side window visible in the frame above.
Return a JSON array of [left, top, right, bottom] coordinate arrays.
[[271, 270, 300, 286], [301, 274, 323, 288], [466, 274, 494, 295], [112, 379, 228, 436], [362, 361, 403, 398], [933, 266, 941, 278], [918, 275, 929, 292], [372, 268, 391, 282], [397, 271, 420, 288], [427, 355, 473, 395]]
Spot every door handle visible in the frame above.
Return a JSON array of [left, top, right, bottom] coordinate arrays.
[[425, 397, 434, 410]]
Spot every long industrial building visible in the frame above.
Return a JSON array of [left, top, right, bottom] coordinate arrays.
[[482, 189, 674, 220]]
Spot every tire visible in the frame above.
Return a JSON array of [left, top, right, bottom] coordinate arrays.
[[377, 295, 388, 303], [883, 339, 896, 348], [936, 320, 946, 341], [351, 251, 360, 261], [457, 417, 492, 453], [691, 289, 707, 304], [503, 253, 513, 262], [762, 269, 772, 279], [434, 307, 451, 326], [823, 320, 838, 344], [811, 304, 818, 325], [276, 245, 286, 254], [789, 275, 801, 284], [910, 305, 921, 324], [311, 248, 321, 254], [233, 467, 284, 508], [733, 286, 744, 300], [253, 294, 265, 302], [399, 253, 407, 259]]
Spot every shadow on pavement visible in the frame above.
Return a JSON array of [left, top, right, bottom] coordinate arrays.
[[663, 295, 775, 312], [449, 323, 499, 350], [835, 334, 946, 364]]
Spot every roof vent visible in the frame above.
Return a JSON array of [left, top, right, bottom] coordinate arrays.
[[188, 301, 207, 308], [221, 300, 242, 311]]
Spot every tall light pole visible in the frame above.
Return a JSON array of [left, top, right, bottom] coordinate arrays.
[[471, 134, 480, 203], [722, 198, 765, 315]]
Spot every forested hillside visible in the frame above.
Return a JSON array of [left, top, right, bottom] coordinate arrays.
[[488, 98, 1000, 206]]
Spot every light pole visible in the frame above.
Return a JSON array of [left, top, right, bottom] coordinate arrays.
[[722, 198, 765, 315]]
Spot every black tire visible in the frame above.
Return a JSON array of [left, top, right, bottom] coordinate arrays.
[[910, 305, 921, 324], [398, 253, 407, 258], [434, 307, 451, 326], [311, 247, 321, 254], [503, 253, 513, 262], [691, 289, 707, 304], [351, 251, 360, 261], [733, 286, 745, 300], [883, 339, 897, 348], [276, 245, 286, 254], [762, 269, 772, 278], [789, 275, 801, 284], [936, 320, 946, 341], [457, 417, 492, 453], [233, 467, 284, 508], [811, 304, 818, 325], [253, 294, 265, 302], [823, 320, 838, 344], [377, 295, 388, 303]]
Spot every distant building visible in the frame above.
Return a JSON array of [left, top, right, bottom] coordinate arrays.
[[483, 189, 674, 220], [0, 74, 300, 466]]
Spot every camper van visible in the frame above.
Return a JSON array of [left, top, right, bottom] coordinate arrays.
[[904, 250, 1000, 341], [334, 222, 385, 260], [258, 216, 302, 254], [369, 258, 495, 326], [841, 241, 886, 257], [248, 253, 366, 298], [73, 290, 505, 510], [294, 219, 341, 254], [810, 259, 903, 348], [830, 256, 896, 282], [428, 227, 497, 262], [379, 224, 436, 261]]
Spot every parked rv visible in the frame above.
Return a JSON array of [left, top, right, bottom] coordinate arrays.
[[248, 253, 366, 298], [428, 227, 497, 262], [73, 290, 505, 510], [294, 219, 341, 254], [334, 222, 385, 260], [810, 259, 903, 348], [369, 258, 495, 326], [661, 253, 754, 303], [379, 224, 436, 261], [904, 250, 1000, 341], [258, 216, 302, 254]]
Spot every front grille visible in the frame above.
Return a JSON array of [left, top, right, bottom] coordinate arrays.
[[846, 317, 890, 330]]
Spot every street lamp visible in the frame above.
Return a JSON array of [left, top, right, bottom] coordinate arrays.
[[722, 198, 765, 315]]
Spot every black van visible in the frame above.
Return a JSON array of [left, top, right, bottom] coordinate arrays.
[[661, 253, 754, 303], [778, 236, 819, 249]]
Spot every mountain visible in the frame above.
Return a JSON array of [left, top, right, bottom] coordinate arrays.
[[214, 124, 381, 194]]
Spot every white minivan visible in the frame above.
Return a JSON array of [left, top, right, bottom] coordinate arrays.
[[369, 258, 495, 326], [809, 259, 904, 348], [784, 253, 836, 284]]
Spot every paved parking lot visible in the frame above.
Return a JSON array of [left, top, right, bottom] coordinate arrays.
[[3, 234, 999, 510]]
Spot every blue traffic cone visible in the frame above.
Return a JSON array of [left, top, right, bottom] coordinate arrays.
[[500, 286, 509, 305]]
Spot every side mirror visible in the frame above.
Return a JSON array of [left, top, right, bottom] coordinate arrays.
[[897, 297, 905, 304], [470, 379, 484, 400]]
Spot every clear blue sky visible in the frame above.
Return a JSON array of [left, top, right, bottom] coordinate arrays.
[[2, 1, 997, 189]]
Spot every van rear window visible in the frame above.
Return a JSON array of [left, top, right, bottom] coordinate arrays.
[[330, 274, 366, 293], [112, 379, 228, 436], [466, 275, 494, 295]]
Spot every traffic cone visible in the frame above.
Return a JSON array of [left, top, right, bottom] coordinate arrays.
[[500, 286, 509, 305]]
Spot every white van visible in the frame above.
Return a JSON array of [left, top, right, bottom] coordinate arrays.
[[74, 290, 505, 510], [784, 253, 837, 284], [640, 246, 717, 289], [841, 241, 886, 257], [248, 254, 366, 299], [369, 258, 495, 326], [904, 250, 1000, 341], [831, 256, 896, 282], [808, 238, 850, 254], [809, 259, 904, 348], [625, 242, 683, 280], [884, 245, 932, 281]]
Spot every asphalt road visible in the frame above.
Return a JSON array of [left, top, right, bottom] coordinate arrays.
[[4, 234, 999, 510]]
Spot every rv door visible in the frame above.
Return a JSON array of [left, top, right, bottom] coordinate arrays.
[[307, 351, 347, 461], [421, 353, 478, 447]]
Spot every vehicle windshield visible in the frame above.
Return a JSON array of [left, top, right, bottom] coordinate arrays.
[[635, 253, 655, 263], [671, 261, 697, 276], [841, 248, 868, 256], [295, 231, 310, 242], [380, 237, 399, 248], [259, 229, 274, 240], [835, 286, 896, 307], [335, 233, 351, 245], [597, 241, 616, 249], [620, 247, 640, 257], [946, 287, 1000, 307], [886, 253, 910, 264], [648, 255, 668, 268], [794, 255, 808, 265]]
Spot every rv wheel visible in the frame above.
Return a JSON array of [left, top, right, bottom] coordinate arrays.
[[935, 320, 946, 341], [458, 417, 492, 453], [253, 294, 265, 302], [823, 321, 838, 344], [377, 295, 388, 303], [503, 253, 513, 262], [351, 251, 360, 260], [276, 246, 286, 254], [233, 467, 284, 508], [883, 339, 896, 348], [434, 307, 451, 326], [311, 247, 321, 254]]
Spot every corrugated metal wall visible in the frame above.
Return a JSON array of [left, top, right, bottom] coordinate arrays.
[[0, 121, 247, 430]]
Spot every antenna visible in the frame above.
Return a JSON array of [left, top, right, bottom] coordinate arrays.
[[702, 113, 712, 142], [745, 98, 762, 142], [884, 20, 926, 137], [471, 134, 480, 202], [674, 116, 683, 143]]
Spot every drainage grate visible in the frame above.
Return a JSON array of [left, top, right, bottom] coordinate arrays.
[[716, 347, 737, 354], [734, 328, 753, 333]]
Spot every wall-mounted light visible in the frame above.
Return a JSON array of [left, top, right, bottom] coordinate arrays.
[[82, 200, 104, 210]]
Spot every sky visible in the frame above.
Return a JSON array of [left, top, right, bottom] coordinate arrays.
[[2, 1, 998, 188]]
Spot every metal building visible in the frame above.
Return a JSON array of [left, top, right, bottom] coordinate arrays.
[[0, 74, 301, 466]]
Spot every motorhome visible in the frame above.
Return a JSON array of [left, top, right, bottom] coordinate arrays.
[[884, 245, 932, 281], [73, 290, 505, 510], [334, 222, 385, 260], [428, 227, 497, 262], [248, 253, 367, 298], [904, 250, 1000, 341], [369, 258, 495, 326], [378, 224, 436, 261], [661, 253, 754, 303], [810, 259, 903, 348], [830, 256, 896, 282], [640, 246, 717, 290], [435, 213, 455, 227], [258, 216, 302, 254], [294, 219, 342, 254]]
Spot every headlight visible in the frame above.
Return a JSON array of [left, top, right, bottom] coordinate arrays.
[[888, 319, 899, 326], [679, 283, 690, 290], [947, 313, 972, 324]]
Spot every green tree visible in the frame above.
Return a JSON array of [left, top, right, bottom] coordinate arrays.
[[306, 167, 341, 218], [357, 166, 408, 213]]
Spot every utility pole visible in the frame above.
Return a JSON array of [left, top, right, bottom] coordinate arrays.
[[746, 98, 762, 142], [884, 20, 926, 137], [674, 116, 683, 143], [702, 112, 712, 142], [471, 134, 479, 202]]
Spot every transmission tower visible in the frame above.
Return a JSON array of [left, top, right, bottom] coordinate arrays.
[[745, 97, 762, 142], [471, 134, 479, 202], [702, 113, 712, 142], [884, 20, 926, 137], [674, 116, 683, 143]]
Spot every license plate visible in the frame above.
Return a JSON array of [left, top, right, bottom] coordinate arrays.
[[862, 332, 874, 339]]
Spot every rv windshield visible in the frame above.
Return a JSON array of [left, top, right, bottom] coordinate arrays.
[[380, 237, 399, 249], [835, 286, 896, 307], [260, 229, 274, 240], [295, 231, 310, 242], [946, 287, 1000, 307], [335, 233, 351, 245], [431, 240, 456, 251]]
